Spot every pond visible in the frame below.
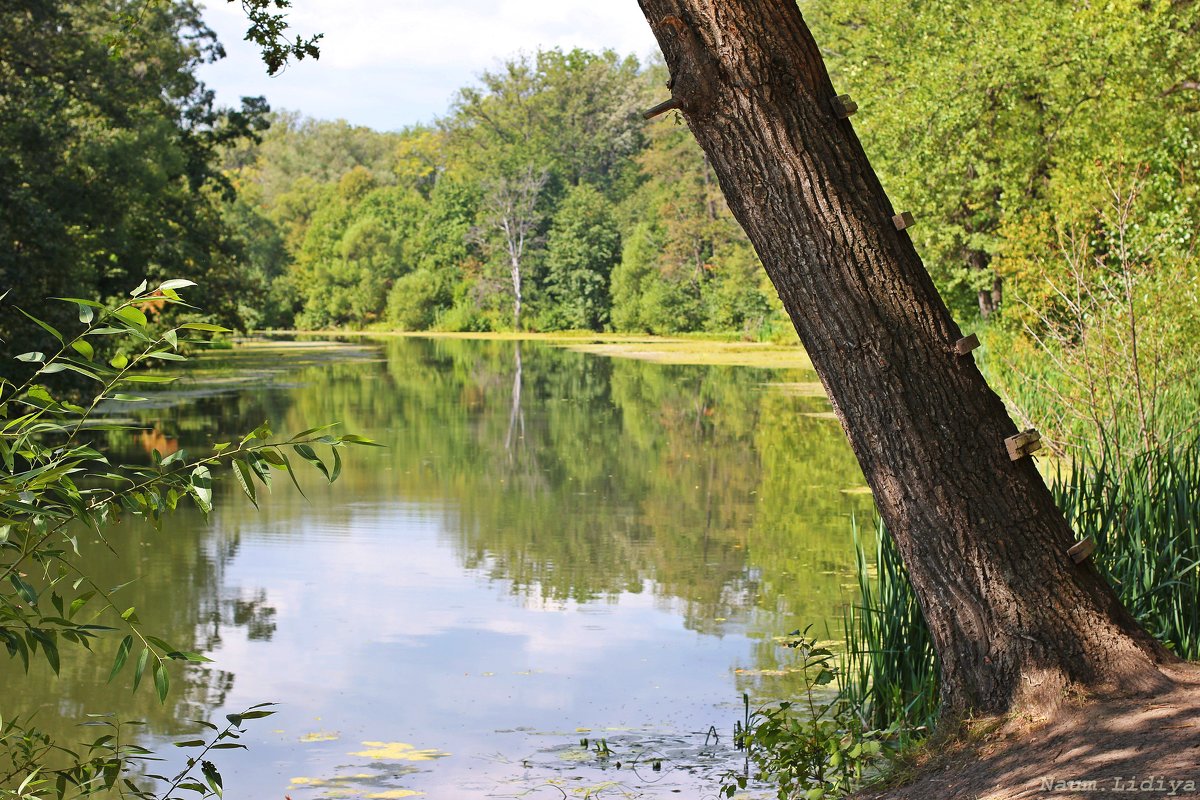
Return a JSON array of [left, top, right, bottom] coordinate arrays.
[[7, 336, 875, 799]]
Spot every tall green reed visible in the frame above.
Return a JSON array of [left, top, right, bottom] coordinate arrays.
[[838, 519, 939, 735], [839, 436, 1200, 733], [1053, 439, 1200, 659]]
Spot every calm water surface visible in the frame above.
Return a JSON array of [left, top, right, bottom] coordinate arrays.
[[10, 337, 874, 799]]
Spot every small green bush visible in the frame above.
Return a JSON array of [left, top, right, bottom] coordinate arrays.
[[386, 269, 450, 330]]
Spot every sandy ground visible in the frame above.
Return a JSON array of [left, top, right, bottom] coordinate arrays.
[[857, 664, 1200, 800]]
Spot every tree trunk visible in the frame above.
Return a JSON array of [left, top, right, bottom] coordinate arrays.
[[967, 248, 1003, 318], [510, 252, 523, 330], [634, 0, 1174, 718], [978, 275, 1003, 318]]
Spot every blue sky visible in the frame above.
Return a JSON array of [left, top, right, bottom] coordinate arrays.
[[197, 1, 662, 131]]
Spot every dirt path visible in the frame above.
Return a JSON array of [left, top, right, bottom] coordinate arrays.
[[857, 664, 1200, 800]]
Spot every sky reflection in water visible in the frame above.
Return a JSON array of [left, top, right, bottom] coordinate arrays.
[[14, 337, 874, 799]]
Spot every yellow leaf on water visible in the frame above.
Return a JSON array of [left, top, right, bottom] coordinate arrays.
[[350, 742, 450, 761]]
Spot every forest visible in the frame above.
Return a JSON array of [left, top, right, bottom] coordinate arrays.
[[4, 0, 1200, 797]]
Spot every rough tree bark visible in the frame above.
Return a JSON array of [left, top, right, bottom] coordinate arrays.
[[633, 0, 1175, 718]]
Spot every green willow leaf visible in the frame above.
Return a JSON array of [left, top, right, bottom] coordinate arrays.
[[291, 424, 337, 439], [232, 459, 257, 506], [191, 465, 213, 513], [179, 322, 232, 333], [132, 647, 150, 691], [71, 340, 94, 361], [31, 630, 59, 674], [261, 448, 287, 467], [10, 574, 38, 605], [17, 308, 64, 343], [113, 306, 147, 327], [109, 636, 133, 683], [145, 636, 176, 653], [292, 444, 330, 481], [153, 660, 169, 702], [330, 447, 342, 482], [277, 452, 309, 499], [69, 590, 96, 618], [339, 433, 384, 447], [237, 709, 275, 720]]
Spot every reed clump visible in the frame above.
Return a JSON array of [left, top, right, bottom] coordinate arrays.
[[839, 436, 1200, 734]]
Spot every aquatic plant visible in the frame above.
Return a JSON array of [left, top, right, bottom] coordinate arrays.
[[723, 628, 890, 799], [838, 521, 939, 737], [1053, 442, 1200, 660]]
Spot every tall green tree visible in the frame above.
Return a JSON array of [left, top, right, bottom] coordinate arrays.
[[0, 0, 268, 360], [447, 48, 645, 193], [291, 168, 428, 328], [441, 48, 651, 329], [541, 183, 621, 330], [633, 0, 1175, 722]]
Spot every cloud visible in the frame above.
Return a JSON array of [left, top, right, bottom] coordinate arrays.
[[197, 0, 660, 130]]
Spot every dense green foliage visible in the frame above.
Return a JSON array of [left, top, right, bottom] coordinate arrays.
[[808, 0, 1200, 315], [219, 3, 1200, 453], [13, 0, 1197, 449], [223, 53, 785, 336], [0, 0, 277, 367], [805, 0, 1200, 458]]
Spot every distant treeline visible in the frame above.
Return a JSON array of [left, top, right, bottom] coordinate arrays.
[[221, 50, 786, 337]]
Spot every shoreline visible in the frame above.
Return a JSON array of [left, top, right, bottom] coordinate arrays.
[[250, 329, 816, 371]]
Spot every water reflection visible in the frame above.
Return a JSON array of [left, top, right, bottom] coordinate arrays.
[[4, 337, 874, 799]]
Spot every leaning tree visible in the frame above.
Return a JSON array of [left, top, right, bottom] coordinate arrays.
[[633, 0, 1174, 717]]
